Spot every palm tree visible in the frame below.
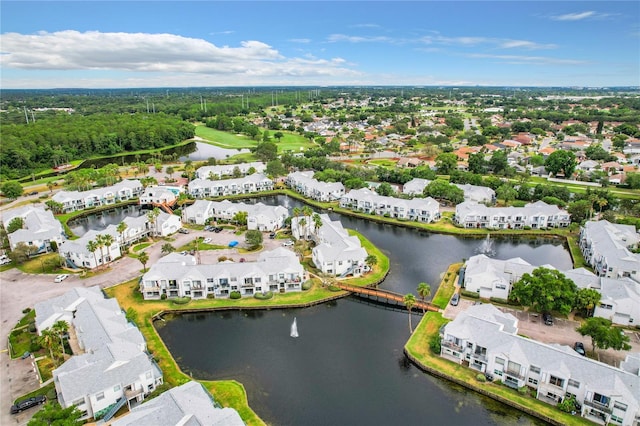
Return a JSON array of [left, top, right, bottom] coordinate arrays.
[[95, 234, 106, 269], [102, 234, 115, 265], [161, 243, 175, 255], [292, 207, 301, 235], [39, 329, 57, 362], [147, 208, 160, 237], [138, 251, 149, 272], [312, 213, 323, 238], [117, 221, 128, 248], [86, 240, 98, 269], [51, 321, 69, 358], [417, 282, 431, 314], [403, 294, 417, 333]]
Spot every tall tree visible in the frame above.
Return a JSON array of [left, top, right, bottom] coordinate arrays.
[[161, 243, 175, 255], [404, 294, 417, 332], [545, 150, 577, 177], [417, 282, 431, 313], [86, 240, 98, 269], [574, 288, 601, 317], [509, 267, 578, 315], [138, 251, 149, 272], [101, 234, 115, 264], [117, 221, 128, 247], [51, 320, 69, 361], [577, 317, 631, 355]]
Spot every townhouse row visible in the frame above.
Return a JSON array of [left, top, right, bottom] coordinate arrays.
[[188, 173, 274, 198], [441, 304, 639, 426], [182, 199, 288, 232], [51, 180, 144, 213], [286, 170, 346, 202], [454, 200, 571, 229], [340, 188, 441, 223], [140, 248, 306, 300]]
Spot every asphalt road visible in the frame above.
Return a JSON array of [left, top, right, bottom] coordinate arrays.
[[0, 227, 287, 425]]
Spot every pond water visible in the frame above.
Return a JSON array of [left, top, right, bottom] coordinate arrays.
[[67, 204, 148, 237], [153, 195, 572, 425]]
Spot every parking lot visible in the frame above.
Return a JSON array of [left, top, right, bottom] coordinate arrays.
[[443, 296, 640, 366]]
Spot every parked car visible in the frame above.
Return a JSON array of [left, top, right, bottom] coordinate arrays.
[[202, 238, 212, 244], [27, 191, 38, 196], [282, 240, 294, 247], [573, 342, 586, 356], [54, 274, 69, 283], [20, 351, 31, 359], [204, 225, 213, 231], [269, 232, 276, 239], [450, 293, 460, 306], [212, 227, 223, 233], [543, 312, 553, 326], [10, 396, 46, 414], [0, 255, 11, 265], [178, 228, 189, 234]]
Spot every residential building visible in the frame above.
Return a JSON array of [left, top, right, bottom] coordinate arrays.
[[51, 180, 143, 213], [454, 183, 496, 204], [139, 248, 306, 300], [59, 228, 122, 270], [292, 214, 367, 277], [440, 304, 639, 426], [340, 188, 440, 223], [579, 220, 640, 282], [182, 200, 287, 231], [110, 381, 244, 426], [195, 162, 265, 180], [462, 255, 540, 300], [402, 178, 431, 196], [594, 277, 640, 326], [188, 173, 273, 198], [139, 186, 178, 205], [1, 205, 65, 252], [154, 212, 181, 237], [35, 287, 162, 421], [286, 171, 346, 202], [454, 201, 570, 229]]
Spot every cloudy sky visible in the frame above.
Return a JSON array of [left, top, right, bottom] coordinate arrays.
[[1, 1, 638, 89]]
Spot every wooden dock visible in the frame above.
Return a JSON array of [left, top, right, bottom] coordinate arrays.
[[334, 283, 440, 313]]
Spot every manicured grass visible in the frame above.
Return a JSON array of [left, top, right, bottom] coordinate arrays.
[[17, 253, 68, 275], [133, 243, 151, 252], [36, 357, 55, 382], [195, 127, 258, 149], [405, 313, 592, 426], [9, 328, 35, 359], [431, 263, 461, 309], [367, 159, 398, 167]]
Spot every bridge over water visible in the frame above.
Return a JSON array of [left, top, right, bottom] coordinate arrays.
[[334, 283, 441, 313]]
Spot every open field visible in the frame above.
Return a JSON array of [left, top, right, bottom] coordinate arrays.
[[195, 126, 314, 153]]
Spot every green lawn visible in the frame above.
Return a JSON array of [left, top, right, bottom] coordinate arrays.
[[195, 126, 314, 153]]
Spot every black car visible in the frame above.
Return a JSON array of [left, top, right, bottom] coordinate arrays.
[[10, 396, 46, 414], [178, 228, 189, 234], [543, 312, 553, 326], [213, 227, 222, 233], [574, 342, 586, 356], [269, 232, 276, 239]]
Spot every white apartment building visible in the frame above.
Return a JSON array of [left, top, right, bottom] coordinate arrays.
[[182, 200, 287, 231], [51, 180, 143, 213], [286, 171, 346, 202], [195, 162, 265, 180], [188, 173, 273, 198], [454, 201, 570, 229], [2, 204, 65, 252], [340, 188, 440, 223]]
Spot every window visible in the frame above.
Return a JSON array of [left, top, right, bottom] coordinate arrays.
[[467, 342, 473, 348], [599, 303, 613, 310], [613, 402, 627, 412], [495, 357, 505, 366], [568, 379, 580, 388], [113, 385, 121, 392], [493, 370, 503, 376], [96, 392, 105, 401], [549, 375, 564, 388], [528, 377, 538, 386], [255, 277, 261, 283], [529, 365, 541, 374], [592, 393, 609, 406], [72, 398, 84, 406]]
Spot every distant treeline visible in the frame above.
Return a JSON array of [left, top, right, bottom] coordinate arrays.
[[0, 113, 194, 180]]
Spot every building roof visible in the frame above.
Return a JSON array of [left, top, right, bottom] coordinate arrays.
[[2, 204, 65, 248], [111, 381, 244, 426]]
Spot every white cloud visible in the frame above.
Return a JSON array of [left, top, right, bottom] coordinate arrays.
[[499, 40, 557, 50], [467, 53, 588, 66], [326, 34, 393, 43], [550, 11, 600, 21], [0, 30, 360, 80], [289, 38, 312, 44]]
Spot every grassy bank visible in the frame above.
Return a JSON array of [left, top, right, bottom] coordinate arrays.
[[404, 271, 593, 426]]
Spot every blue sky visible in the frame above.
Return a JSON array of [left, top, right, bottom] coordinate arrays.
[[1, 1, 638, 88]]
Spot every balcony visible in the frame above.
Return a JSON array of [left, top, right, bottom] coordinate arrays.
[[505, 369, 525, 380], [441, 340, 463, 352], [583, 399, 612, 414]]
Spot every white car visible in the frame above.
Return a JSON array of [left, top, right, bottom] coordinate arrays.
[[282, 240, 294, 247], [54, 274, 69, 283], [0, 255, 10, 265], [202, 238, 212, 244]]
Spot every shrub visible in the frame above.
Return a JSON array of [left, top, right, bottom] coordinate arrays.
[[172, 297, 191, 305], [218, 256, 228, 262], [254, 291, 274, 300], [461, 290, 480, 299], [160, 294, 167, 300], [301, 280, 313, 290], [518, 386, 528, 395], [207, 294, 215, 299], [28, 323, 37, 333], [328, 285, 342, 292], [428, 333, 441, 354], [490, 297, 520, 306], [230, 291, 241, 299], [29, 341, 42, 352], [22, 308, 32, 314], [476, 373, 486, 382]]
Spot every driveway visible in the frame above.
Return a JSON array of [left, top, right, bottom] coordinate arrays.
[[0, 226, 288, 424]]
